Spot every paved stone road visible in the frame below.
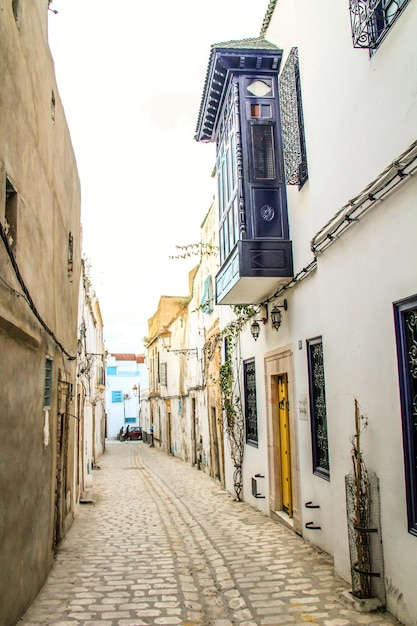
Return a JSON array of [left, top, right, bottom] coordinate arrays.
[[20, 441, 401, 626]]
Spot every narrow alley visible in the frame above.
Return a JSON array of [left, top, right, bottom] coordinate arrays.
[[19, 441, 401, 626]]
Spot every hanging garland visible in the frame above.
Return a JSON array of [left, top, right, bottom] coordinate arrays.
[[169, 242, 219, 260]]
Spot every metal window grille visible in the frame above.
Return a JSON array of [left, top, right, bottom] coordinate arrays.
[[43, 357, 53, 408], [394, 297, 417, 536], [244, 359, 258, 446], [279, 47, 308, 188], [349, 0, 410, 49], [160, 362, 167, 386], [251, 125, 276, 180], [307, 337, 330, 479]]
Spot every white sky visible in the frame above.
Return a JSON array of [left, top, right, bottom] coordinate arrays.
[[48, 0, 268, 352]]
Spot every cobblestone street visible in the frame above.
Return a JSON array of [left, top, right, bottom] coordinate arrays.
[[20, 441, 401, 626]]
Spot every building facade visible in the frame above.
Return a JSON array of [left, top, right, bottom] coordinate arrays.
[[143, 202, 225, 482], [105, 353, 146, 438], [76, 259, 106, 491], [0, 1, 83, 623], [193, 1, 417, 623]]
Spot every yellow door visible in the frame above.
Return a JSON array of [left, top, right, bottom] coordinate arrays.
[[278, 374, 293, 517]]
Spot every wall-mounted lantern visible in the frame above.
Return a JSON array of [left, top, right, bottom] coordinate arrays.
[[271, 299, 288, 331], [160, 327, 197, 357], [160, 327, 172, 350], [251, 319, 261, 341]]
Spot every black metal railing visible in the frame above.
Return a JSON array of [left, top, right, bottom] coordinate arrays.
[[349, 0, 409, 49]]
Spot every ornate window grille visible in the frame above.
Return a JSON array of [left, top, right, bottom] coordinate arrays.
[[307, 337, 330, 479], [244, 359, 258, 446], [279, 47, 308, 189], [394, 296, 417, 536], [349, 0, 411, 49]]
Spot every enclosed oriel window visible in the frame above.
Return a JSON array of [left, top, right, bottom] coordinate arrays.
[[216, 85, 238, 264], [195, 42, 294, 304]]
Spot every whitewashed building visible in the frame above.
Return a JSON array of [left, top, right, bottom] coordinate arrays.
[[194, 0, 417, 623], [143, 201, 225, 482], [76, 259, 106, 490], [106, 353, 146, 438]]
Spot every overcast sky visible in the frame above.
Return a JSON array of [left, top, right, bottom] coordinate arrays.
[[48, 0, 268, 352]]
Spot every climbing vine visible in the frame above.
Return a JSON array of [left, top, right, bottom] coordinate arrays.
[[217, 305, 256, 501]]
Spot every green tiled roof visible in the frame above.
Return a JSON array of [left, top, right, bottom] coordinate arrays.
[[260, 0, 278, 36], [195, 36, 283, 142], [210, 36, 279, 51]]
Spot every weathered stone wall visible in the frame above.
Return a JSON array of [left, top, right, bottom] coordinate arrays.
[[0, 1, 81, 623]]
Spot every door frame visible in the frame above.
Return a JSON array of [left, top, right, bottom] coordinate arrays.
[[209, 405, 221, 480], [265, 345, 301, 534], [191, 396, 197, 465], [277, 373, 293, 517]]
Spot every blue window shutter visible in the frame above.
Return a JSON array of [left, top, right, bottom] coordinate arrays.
[[112, 390, 123, 403]]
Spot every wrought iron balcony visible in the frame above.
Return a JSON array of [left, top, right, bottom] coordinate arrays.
[[349, 0, 410, 49]]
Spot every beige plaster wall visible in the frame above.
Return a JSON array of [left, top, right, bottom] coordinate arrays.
[[0, 1, 81, 623]]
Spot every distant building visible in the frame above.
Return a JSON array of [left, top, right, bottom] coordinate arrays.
[[76, 259, 106, 489], [106, 353, 146, 437], [143, 202, 225, 482]]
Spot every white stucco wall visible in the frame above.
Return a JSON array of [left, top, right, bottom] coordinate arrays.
[[105, 355, 144, 437], [253, 1, 417, 622]]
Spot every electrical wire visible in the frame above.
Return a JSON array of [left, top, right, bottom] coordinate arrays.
[[262, 139, 417, 307], [0, 221, 76, 360]]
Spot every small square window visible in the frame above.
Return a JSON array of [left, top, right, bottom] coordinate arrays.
[[249, 103, 272, 119], [112, 390, 123, 403]]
